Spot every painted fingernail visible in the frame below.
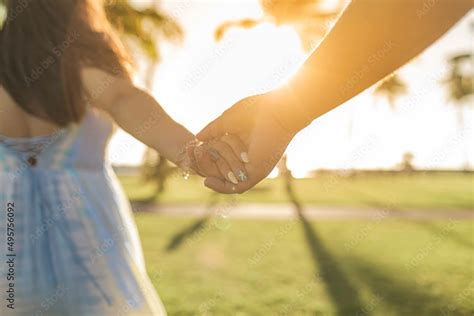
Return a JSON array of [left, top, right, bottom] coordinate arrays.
[[237, 169, 248, 182], [227, 172, 239, 184], [241, 152, 250, 163]]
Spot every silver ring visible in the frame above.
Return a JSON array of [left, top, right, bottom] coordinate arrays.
[[208, 148, 221, 162]]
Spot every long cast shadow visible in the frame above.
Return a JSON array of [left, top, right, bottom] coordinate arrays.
[[165, 216, 210, 251], [164, 193, 219, 252], [284, 176, 365, 315], [346, 253, 462, 315], [349, 187, 474, 249], [407, 220, 474, 249], [335, 187, 471, 313]]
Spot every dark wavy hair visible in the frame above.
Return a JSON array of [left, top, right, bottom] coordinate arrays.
[[0, 0, 132, 126]]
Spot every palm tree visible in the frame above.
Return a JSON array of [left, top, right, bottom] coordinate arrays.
[[347, 73, 407, 142], [443, 53, 473, 117], [141, 149, 178, 200], [104, 0, 184, 196], [373, 73, 408, 110], [397, 152, 415, 172], [105, 0, 182, 62], [441, 20, 473, 170], [105, 0, 183, 87], [215, 0, 347, 51], [443, 52, 473, 170]]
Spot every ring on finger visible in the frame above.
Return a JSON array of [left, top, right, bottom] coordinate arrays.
[[208, 148, 221, 162]]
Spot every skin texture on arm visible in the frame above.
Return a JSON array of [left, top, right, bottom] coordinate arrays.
[[272, 0, 473, 133], [81, 67, 248, 183], [81, 68, 195, 164], [199, 94, 297, 193], [199, 0, 472, 193]]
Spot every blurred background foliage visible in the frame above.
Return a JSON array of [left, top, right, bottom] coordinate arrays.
[[103, 0, 183, 196], [0, 0, 472, 199], [215, 0, 347, 51], [1, 3, 473, 314]]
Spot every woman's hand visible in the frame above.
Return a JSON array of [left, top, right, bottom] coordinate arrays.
[[179, 135, 250, 185], [197, 92, 297, 193]]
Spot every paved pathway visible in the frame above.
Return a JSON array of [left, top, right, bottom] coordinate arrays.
[[132, 203, 474, 220]]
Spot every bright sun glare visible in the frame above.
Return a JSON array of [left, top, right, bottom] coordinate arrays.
[[108, 1, 473, 175]]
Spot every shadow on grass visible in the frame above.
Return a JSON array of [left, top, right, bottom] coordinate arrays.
[[346, 254, 463, 315], [285, 177, 365, 315], [165, 216, 210, 251], [281, 183, 465, 315], [164, 193, 219, 252], [406, 220, 474, 249], [330, 187, 470, 314], [347, 187, 474, 249], [130, 197, 158, 212]]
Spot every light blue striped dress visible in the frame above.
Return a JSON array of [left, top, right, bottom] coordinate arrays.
[[0, 109, 166, 315]]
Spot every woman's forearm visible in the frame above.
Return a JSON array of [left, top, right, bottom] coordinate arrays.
[[273, 0, 472, 133]]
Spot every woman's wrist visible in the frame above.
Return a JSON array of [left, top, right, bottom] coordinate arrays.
[[262, 86, 315, 136], [175, 138, 204, 177]]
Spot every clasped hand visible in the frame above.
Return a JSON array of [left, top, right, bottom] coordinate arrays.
[[194, 92, 297, 194], [183, 133, 249, 188]]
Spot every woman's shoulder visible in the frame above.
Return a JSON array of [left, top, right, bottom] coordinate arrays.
[[81, 67, 134, 113]]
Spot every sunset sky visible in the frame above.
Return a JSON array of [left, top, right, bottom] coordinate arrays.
[[108, 1, 473, 176]]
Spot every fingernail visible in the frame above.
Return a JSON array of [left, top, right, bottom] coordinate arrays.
[[227, 172, 239, 184], [237, 169, 248, 182], [241, 152, 250, 163]]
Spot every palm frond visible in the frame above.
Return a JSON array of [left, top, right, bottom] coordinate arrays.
[[214, 0, 346, 51], [215, 18, 260, 41], [374, 74, 408, 109], [105, 0, 183, 62], [443, 52, 473, 105]]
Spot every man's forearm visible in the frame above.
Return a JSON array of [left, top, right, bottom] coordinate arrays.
[[275, 0, 471, 132]]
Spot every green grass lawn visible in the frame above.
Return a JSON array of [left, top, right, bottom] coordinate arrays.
[[136, 213, 474, 315], [121, 172, 474, 210]]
